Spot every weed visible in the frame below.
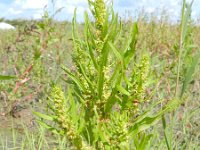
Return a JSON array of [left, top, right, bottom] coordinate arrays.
[[34, 0, 199, 149]]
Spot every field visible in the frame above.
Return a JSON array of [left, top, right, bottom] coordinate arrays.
[[0, 0, 200, 149]]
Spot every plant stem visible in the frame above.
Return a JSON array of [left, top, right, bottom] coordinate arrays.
[[175, 0, 186, 98]]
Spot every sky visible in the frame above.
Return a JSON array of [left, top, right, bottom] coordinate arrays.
[[0, 0, 199, 22]]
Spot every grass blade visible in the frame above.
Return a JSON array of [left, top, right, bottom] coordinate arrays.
[[0, 75, 15, 80]]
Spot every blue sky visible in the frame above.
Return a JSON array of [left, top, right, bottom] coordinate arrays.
[[0, 0, 199, 22]]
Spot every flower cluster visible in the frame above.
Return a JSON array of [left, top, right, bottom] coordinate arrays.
[[107, 112, 129, 149], [51, 86, 83, 149], [94, 0, 106, 33], [128, 55, 149, 115]]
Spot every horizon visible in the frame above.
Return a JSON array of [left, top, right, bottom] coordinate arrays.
[[0, 0, 199, 22]]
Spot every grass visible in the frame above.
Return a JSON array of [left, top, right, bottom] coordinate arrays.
[[0, 0, 200, 149]]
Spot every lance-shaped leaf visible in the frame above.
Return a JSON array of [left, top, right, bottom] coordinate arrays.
[[181, 51, 200, 98], [0, 75, 15, 80], [116, 85, 130, 96], [84, 12, 98, 69], [97, 41, 110, 99], [77, 62, 96, 96], [62, 66, 85, 91], [123, 22, 138, 68], [36, 120, 60, 135], [33, 111, 57, 121], [108, 41, 123, 62]]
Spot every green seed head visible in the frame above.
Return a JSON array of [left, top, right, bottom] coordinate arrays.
[[94, 0, 106, 31]]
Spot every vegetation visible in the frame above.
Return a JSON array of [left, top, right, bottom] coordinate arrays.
[[0, 0, 199, 149]]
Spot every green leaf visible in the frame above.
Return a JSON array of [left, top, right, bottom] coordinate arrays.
[[108, 41, 123, 62], [107, 12, 119, 42], [62, 66, 85, 91], [124, 22, 138, 67], [162, 116, 172, 150], [116, 85, 130, 96], [73, 90, 86, 104], [129, 98, 181, 136], [33, 111, 56, 121], [138, 134, 153, 150], [36, 120, 60, 135], [129, 115, 161, 137], [77, 62, 96, 95], [0, 75, 15, 80], [36, 22, 45, 30], [97, 41, 110, 99], [104, 90, 118, 115], [108, 64, 122, 87], [67, 88, 79, 124], [102, 9, 110, 38], [72, 8, 82, 52], [181, 51, 200, 97], [84, 12, 98, 69]]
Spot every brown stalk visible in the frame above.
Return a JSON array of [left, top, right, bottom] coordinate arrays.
[[13, 64, 33, 94]]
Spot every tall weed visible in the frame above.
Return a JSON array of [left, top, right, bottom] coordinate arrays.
[[34, 0, 199, 149]]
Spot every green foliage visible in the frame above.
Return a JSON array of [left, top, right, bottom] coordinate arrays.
[[175, 0, 199, 98], [33, 0, 198, 149], [33, 11, 59, 61], [162, 1, 199, 149], [0, 75, 15, 80], [0, 0, 199, 149]]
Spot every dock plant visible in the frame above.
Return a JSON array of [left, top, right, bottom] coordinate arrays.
[[34, 0, 199, 149]]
